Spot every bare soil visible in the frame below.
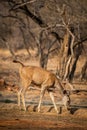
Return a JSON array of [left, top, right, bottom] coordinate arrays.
[[0, 50, 87, 130]]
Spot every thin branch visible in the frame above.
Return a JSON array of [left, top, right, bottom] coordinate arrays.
[[10, 0, 36, 10], [63, 56, 72, 80], [74, 37, 87, 49], [41, 24, 64, 32], [49, 46, 59, 54], [0, 13, 26, 27], [62, 80, 75, 90], [48, 39, 57, 52], [9, 0, 47, 27], [70, 32, 75, 56]]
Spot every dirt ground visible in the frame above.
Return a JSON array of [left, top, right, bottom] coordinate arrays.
[[0, 49, 87, 130]]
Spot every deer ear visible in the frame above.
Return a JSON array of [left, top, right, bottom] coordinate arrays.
[[63, 90, 70, 95], [63, 90, 67, 94]]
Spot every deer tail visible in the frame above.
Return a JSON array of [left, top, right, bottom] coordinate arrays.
[[13, 60, 24, 67]]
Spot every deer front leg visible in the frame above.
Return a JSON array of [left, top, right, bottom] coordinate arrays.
[[21, 85, 29, 111], [38, 86, 46, 112], [18, 87, 22, 107], [21, 80, 31, 111]]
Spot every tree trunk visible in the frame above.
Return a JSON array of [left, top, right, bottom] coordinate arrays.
[[80, 60, 87, 81], [59, 31, 71, 79]]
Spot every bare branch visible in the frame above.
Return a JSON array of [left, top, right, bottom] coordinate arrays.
[[0, 13, 26, 27], [62, 80, 75, 90], [63, 56, 72, 80], [74, 37, 87, 49], [10, 0, 36, 10]]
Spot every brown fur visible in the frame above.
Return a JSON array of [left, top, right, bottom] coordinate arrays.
[[13, 60, 70, 113]]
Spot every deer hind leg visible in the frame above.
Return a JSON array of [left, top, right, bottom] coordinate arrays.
[[49, 92, 59, 114]]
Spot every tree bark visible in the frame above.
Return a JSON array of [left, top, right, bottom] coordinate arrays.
[[80, 60, 87, 81]]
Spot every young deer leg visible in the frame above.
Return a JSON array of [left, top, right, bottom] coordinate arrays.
[[38, 86, 46, 112], [49, 92, 59, 114], [18, 87, 23, 106], [62, 95, 70, 110]]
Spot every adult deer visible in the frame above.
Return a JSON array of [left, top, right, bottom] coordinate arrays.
[[13, 60, 70, 114]]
